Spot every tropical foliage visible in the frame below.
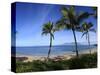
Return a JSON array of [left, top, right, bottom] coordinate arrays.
[[56, 6, 91, 57], [92, 7, 97, 19], [81, 22, 96, 54], [42, 21, 56, 59], [16, 53, 97, 73]]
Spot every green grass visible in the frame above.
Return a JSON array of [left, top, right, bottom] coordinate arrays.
[[16, 53, 97, 73]]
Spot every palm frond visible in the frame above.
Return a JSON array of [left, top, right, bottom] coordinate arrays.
[[82, 22, 88, 30], [41, 31, 48, 36], [89, 28, 96, 33], [69, 6, 76, 17], [92, 7, 97, 11], [56, 19, 67, 30], [75, 26, 84, 32], [88, 22, 93, 29], [82, 22, 93, 31], [61, 7, 69, 19], [78, 12, 90, 24], [81, 31, 88, 38], [70, 6, 75, 13], [42, 21, 56, 41], [68, 7, 77, 25]]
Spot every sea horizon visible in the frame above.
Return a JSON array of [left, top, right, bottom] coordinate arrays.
[[13, 44, 97, 56], [13, 41, 97, 47]]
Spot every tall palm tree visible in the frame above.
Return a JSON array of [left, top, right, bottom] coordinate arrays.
[[42, 21, 55, 59], [81, 22, 96, 54], [56, 6, 90, 57]]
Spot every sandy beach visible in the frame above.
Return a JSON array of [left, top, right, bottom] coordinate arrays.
[[16, 48, 97, 62]]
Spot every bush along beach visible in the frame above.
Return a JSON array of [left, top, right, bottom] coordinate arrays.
[[16, 53, 97, 73]]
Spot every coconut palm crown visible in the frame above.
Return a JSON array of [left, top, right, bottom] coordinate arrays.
[[56, 6, 91, 57]]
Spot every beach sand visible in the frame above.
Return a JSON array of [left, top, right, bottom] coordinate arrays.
[[15, 48, 97, 62]]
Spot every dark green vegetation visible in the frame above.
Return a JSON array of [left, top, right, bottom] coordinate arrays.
[[16, 53, 97, 73]]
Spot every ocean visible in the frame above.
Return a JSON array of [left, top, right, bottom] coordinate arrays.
[[15, 45, 96, 56]]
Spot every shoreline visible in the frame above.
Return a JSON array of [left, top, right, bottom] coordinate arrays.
[[15, 48, 97, 62]]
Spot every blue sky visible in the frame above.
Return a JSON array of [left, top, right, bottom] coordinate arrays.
[[12, 2, 97, 46]]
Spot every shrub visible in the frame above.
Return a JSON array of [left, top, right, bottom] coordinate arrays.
[[16, 53, 97, 73], [68, 53, 97, 69]]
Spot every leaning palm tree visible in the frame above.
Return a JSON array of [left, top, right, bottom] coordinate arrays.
[[56, 6, 90, 57], [81, 22, 96, 54], [42, 21, 56, 60]]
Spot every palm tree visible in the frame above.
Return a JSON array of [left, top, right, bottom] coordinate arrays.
[[91, 7, 97, 19], [81, 22, 96, 54], [56, 6, 90, 57], [42, 21, 56, 60]]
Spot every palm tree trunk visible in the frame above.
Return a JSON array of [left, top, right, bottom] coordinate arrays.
[[72, 28, 79, 57], [47, 34, 52, 59], [87, 32, 91, 54]]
